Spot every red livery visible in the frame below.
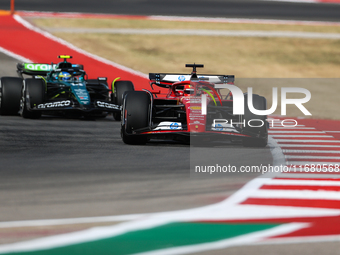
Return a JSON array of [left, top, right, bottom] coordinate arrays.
[[121, 64, 268, 147]]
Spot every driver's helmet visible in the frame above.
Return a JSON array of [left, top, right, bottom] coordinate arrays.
[[183, 84, 194, 95], [58, 71, 71, 82]]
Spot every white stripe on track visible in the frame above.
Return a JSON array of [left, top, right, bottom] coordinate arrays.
[[275, 139, 340, 143], [272, 135, 333, 137], [286, 161, 340, 165], [250, 190, 340, 200], [265, 179, 340, 186], [280, 144, 340, 147], [269, 131, 325, 133], [286, 155, 340, 159], [283, 150, 340, 153], [276, 173, 340, 178], [0, 46, 32, 62]]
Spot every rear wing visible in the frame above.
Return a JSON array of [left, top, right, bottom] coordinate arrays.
[[149, 73, 235, 85], [17, 63, 56, 76], [17, 63, 84, 77]]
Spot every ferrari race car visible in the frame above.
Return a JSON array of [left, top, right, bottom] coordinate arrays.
[[0, 55, 134, 119], [121, 64, 268, 147]]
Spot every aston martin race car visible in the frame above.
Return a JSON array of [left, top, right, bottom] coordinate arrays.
[[0, 55, 134, 119], [121, 64, 268, 147]]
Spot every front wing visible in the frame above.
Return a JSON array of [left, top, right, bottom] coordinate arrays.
[[26, 99, 121, 113], [132, 129, 251, 139]]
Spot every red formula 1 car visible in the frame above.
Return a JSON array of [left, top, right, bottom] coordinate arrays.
[[121, 64, 268, 147]]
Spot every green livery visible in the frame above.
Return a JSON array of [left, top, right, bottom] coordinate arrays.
[[0, 55, 123, 119], [0, 55, 135, 119]]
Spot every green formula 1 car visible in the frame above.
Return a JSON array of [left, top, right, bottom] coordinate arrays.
[[0, 55, 134, 119]]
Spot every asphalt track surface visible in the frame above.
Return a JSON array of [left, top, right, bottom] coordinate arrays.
[[1, 0, 340, 21]]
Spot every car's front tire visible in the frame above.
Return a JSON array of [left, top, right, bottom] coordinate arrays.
[[112, 80, 135, 121], [20, 79, 45, 119], [121, 91, 150, 145]]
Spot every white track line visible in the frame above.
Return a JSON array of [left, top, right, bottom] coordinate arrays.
[[286, 155, 340, 159], [269, 131, 325, 133], [275, 139, 340, 142], [265, 179, 340, 186], [272, 135, 333, 138], [0, 46, 32, 62], [280, 144, 340, 147], [283, 150, 340, 153], [43, 28, 340, 39], [276, 173, 340, 178], [250, 190, 340, 200], [286, 161, 340, 165]]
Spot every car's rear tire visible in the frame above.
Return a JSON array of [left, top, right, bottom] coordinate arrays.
[[242, 94, 268, 147], [20, 79, 45, 119], [0, 77, 23, 115], [121, 91, 150, 145], [112, 80, 134, 121]]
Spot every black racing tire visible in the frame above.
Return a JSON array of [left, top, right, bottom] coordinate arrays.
[[121, 91, 150, 145], [0, 77, 23, 115], [112, 80, 134, 121], [20, 79, 45, 119], [242, 94, 268, 147]]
